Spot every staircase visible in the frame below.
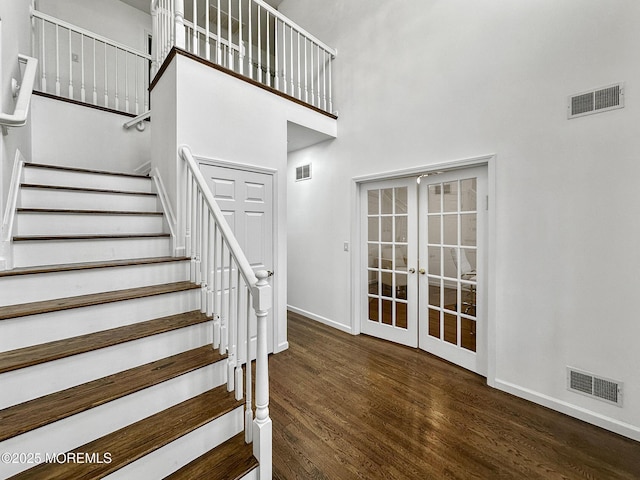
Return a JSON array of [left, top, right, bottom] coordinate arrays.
[[0, 162, 259, 479]]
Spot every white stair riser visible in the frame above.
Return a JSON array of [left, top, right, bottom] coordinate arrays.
[[0, 322, 213, 409], [0, 261, 190, 306], [23, 168, 153, 193], [20, 188, 159, 212], [106, 407, 244, 480], [1, 289, 201, 352], [239, 470, 259, 480], [15, 213, 165, 236], [13, 237, 172, 267], [0, 362, 228, 479]]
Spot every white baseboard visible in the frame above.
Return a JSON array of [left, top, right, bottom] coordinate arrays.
[[287, 305, 352, 334], [495, 378, 640, 442]]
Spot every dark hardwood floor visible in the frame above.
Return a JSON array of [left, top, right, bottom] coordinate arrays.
[[270, 312, 640, 479]]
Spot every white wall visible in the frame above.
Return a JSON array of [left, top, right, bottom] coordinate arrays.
[[31, 94, 150, 172], [280, 0, 640, 440], [150, 52, 335, 354]]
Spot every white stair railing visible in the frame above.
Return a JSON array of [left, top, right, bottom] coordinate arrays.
[[0, 54, 38, 132], [152, 0, 336, 115], [31, 9, 151, 115], [179, 145, 272, 479]]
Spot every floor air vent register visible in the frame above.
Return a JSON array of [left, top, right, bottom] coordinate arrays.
[[567, 367, 623, 406]]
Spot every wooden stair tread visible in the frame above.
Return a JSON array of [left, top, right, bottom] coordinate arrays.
[[21, 183, 158, 196], [164, 432, 258, 480], [16, 208, 163, 216], [0, 281, 197, 321], [8, 387, 242, 480], [0, 309, 209, 374], [13, 233, 170, 241], [0, 256, 189, 278], [0, 345, 225, 442], [25, 162, 151, 179]]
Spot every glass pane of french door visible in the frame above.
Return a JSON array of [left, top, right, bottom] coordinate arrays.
[[419, 166, 486, 374], [361, 178, 417, 347]]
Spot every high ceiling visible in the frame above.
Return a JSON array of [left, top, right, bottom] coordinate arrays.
[[120, 0, 283, 14]]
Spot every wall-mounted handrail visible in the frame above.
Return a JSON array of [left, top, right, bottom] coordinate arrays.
[[0, 55, 38, 129], [123, 110, 151, 131]]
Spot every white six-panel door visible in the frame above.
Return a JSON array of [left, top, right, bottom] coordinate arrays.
[[200, 163, 274, 354]]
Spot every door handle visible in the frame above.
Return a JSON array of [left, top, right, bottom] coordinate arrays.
[[409, 268, 416, 274], [419, 268, 426, 275]]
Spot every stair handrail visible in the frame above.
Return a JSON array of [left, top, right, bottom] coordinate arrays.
[[0, 54, 38, 132], [179, 145, 272, 478], [123, 110, 151, 131]]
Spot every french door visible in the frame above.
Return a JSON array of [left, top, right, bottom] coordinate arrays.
[[361, 166, 487, 374], [361, 178, 418, 347]]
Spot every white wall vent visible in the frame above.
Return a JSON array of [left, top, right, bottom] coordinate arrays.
[[568, 83, 624, 119], [567, 367, 623, 406], [295, 164, 312, 181]]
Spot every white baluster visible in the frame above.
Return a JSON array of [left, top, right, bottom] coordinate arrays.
[[275, 19, 280, 90], [322, 49, 327, 112], [281, 22, 286, 94], [234, 269, 243, 401], [206, 212, 214, 317], [212, 223, 221, 348], [328, 52, 333, 113], [185, 169, 192, 258], [195, 192, 202, 287], [248, 0, 252, 79], [125, 53, 130, 112], [68, 29, 74, 99], [191, 176, 198, 282], [317, 44, 321, 107], [290, 26, 294, 95], [200, 197, 208, 312], [205, 0, 210, 60], [309, 41, 314, 107], [227, 0, 233, 70], [134, 56, 139, 114], [304, 37, 308, 103], [216, 0, 221, 64], [238, 0, 243, 75], [245, 286, 253, 442], [265, 11, 270, 86], [151, 0, 158, 75], [220, 240, 227, 354], [253, 270, 272, 480], [227, 254, 236, 393], [192, 0, 198, 55], [41, 19, 47, 92], [257, 6, 262, 83], [80, 34, 86, 102], [175, 0, 186, 49], [92, 38, 97, 104], [114, 48, 119, 110], [296, 32, 302, 100], [55, 24, 60, 96]]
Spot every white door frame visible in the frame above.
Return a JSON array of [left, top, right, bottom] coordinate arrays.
[[351, 154, 497, 383], [194, 154, 282, 354]]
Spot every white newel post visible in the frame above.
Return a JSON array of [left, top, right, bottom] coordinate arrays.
[[252, 270, 272, 480], [174, 0, 186, 49]]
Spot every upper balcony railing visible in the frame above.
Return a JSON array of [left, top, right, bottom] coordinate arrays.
[[31, 9, 151, 116], [152, 0, 337, 115]]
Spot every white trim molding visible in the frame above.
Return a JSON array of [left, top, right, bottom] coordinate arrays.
[[287, 305, 353, 335], [495, 378, 640, 442]]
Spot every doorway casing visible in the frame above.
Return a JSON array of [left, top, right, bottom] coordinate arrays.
[[350, 153, 497, 385]]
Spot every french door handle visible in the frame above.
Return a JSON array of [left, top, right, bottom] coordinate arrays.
[[419, 268, 426, 275], [409, 268, 416, 274]]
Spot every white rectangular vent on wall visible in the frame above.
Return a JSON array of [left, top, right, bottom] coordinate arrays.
[[568, 83, 624, 119], [296, 164, 312, 181], [567, 367, 623, 406]]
